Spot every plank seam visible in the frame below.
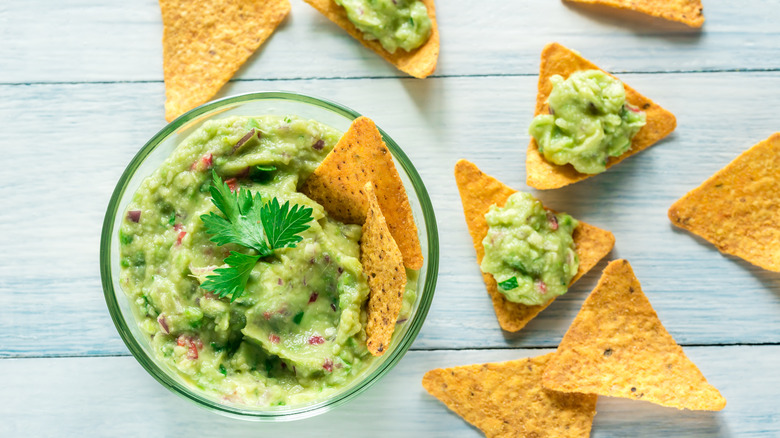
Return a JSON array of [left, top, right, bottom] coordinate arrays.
[[2, 68, 779, 87], [3, 342, 779, 360]]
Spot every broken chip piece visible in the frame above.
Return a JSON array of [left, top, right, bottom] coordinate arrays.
[[361, 182, 407, 356], [668, 133, 780, 272], [542, 259, 727, 411], [160, 0, 291, 121], [301, 116, 423, 270], [454, 159, 615, 332], [301, 0, 439, 78], [422, 353, 598, 438], [565, 0, 705, 28], [526, 43, 677, 190]]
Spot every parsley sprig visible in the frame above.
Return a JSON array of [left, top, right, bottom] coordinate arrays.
[[199, 171, 313, 301]]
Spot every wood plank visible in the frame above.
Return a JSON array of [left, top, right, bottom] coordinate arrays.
[[2, 0, 780, 83], [0, 346, 777, 436], [2, 73, 780, 357]]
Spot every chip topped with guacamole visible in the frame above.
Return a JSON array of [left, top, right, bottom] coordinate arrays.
[[119, 115, 418, 407], [335, 0, 432, 53], [481, 192, 579, 306], [302, 0, 439, 78], [529, 69, 646, 175]]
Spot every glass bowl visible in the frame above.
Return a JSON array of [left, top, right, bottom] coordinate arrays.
[[100, 91, 439, 421]]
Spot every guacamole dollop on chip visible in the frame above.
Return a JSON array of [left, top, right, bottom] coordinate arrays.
[[525, 43, 677, 190], [529, 70, 646, 175], [481, 192, 579, 306], [454, 159, 615, 332], [335, 0, 432, 53], [302, 0, 439, 78]]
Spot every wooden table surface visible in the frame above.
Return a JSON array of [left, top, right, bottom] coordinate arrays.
[[2, 1, 779, 436]]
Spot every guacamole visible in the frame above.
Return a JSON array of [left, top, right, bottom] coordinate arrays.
[[480, 192, 579, 306], [529, 70, 646, 174], [335, 0, 431, 53], [119, 115, 417, 407]]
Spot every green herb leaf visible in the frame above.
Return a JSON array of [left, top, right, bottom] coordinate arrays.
[[250, 165, 277, 183], [261, 198, 314, 250], [201, 251, 260, 302], [201, 172, 271, 255], [199, 171, 314, 301], [498, 277, 519, 291]]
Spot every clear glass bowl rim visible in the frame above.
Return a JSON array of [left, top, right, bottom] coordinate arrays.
[[99, 91, 439, 421]]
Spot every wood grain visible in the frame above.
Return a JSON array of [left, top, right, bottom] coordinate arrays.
[[3, 0, 780, 436], [2, 1, 780, 83], [2, 73, 780, 356], [0, 347, 777, 436]]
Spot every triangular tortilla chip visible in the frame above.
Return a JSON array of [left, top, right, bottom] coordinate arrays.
[[454, 159, 615, 332], [668, 133, 780, 272], [301, 116, 423, 270], [526, 43, 677, 190], [542, 259, 727, 411], [361, 182, 406, 356], [161, 0, 291, 121], [422, 353, 598, 438], [565, 0, 704, 28], [301, 0, 439, 78]]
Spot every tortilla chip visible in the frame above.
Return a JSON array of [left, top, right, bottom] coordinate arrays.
[[301, 0, 439, 78], [565, 0, 705, 28], [542, 259, 727, 411], [526, 43, 677, 190], [360, 183, 406, 356], [301, 116, 423, 270], [422, 353, 598, 438], [454, 159, 615, 332], [161, 0, 290, 121], [668, 133, 780, 272]]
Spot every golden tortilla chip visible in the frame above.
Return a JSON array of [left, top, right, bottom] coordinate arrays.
[[542, 259, 727, 411], [301, 116, 423, 270], [526, 43, 677, 190], [565, 0, 704, 28], [668, 133, 780, 272], [454, 159, 615, 332], [422, 353, 598, 438], [301, 0, 439, 78], [161, 0, 290, 121], [361, 182, 406, 356]]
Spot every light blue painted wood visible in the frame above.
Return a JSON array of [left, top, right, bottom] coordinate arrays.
[[1, 0, 780, 83], [2, 72, 780, 357], [2, 1, 780, 435], [0, 347, 777, 436]]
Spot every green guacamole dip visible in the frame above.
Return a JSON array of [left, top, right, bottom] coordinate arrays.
[[335, 0, 431, 53], [119, 115, 417, 407], [529, 70, 646, 174], [480, 192, 579, 306]]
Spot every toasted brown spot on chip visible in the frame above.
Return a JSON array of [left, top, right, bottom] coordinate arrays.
[[301, 116, 423, 270], [542, 259, 726, 411], [301, 0, 438, 78], [668, 133, 780, 272], [454, 159, 615, 332], [564, 0, 704, 28], [526, 43, 677, 190], [160, 0, 290, 121], [422, 353, 597, 437], [361, 182, 406, 357]]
